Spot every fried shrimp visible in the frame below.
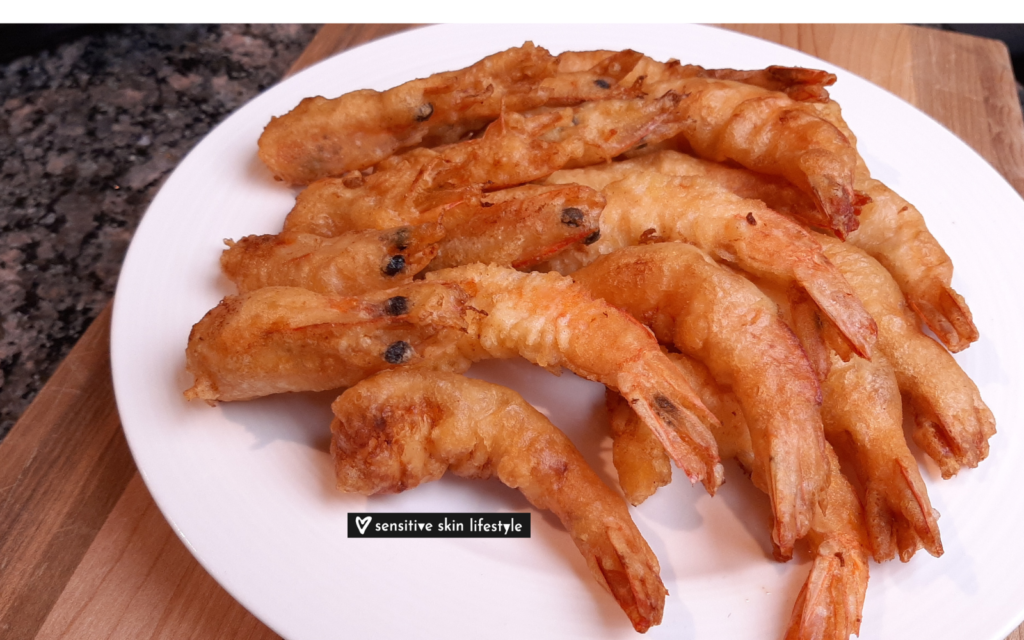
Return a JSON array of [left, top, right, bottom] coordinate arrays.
[[426, 183, 604, 270], [543, 161, 877, 358], [424, 263, 725, 494], [820, 352, 943, 562], [849, 177, 979, 352], [783, 442, 870, 640], [573, 244, 829, 558], [809, 100, 979, 351], [669, 354, 868, 640], [818, 235, 995, 478], [330, 369, 667, 633], [183, 282, 469, 402], [616, 61, 863, 237], [542, 49, 646, 104], [760, 283, 942, 562], [606, 389, 674, 507], [616, 149, 834, 231], [258, 43, 558, 185], [282, 93, 684, 238], [608, 353, 869, 640], [220, 223, 445, 297]]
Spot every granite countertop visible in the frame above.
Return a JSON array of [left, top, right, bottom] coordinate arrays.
[[0, 24, 320, 441]]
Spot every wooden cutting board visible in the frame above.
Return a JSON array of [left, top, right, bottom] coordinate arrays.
[[1, 23, 1022, 640]]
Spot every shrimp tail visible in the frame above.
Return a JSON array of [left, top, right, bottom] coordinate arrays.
[[794, 256, 877, 360], [331, 369, 667, 633], [805, 168, 860, 240], [584, 519, 667, 633], [619, 351, 725, 494], [911, 399, 996, 479], [785, 537, 868, 640], [908, 286, 979, 354], [897, 459, 943, 557]]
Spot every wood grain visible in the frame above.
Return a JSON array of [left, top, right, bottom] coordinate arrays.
[[0, 304, 137, 639], [1, 23, 1022, 640]]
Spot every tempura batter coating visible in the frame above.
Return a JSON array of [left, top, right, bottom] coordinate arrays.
[[221, 223, 444, 296], [331, 369, 667, 633], [258, 43, 557, 185], [543, 160, 877, 358], [282, 93, 684, 237], [426, 183, 604, 270], [616, 149, 832, 231], [574, 244, 829, 559], [183, 282, 469, 402], [424, 263, 724, 494], [820, 352, 943, 562], [606, 57, 863, 237], [759, 282, 942, 562], [818, 235, 995, 478], [606, 390, 674, 507], [609, 353, 869, 640], [555, 51, 836, 102], [811, 100, 978, 352]]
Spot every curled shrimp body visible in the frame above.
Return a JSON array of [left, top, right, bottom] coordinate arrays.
[[424, 263, 725, 494], [626, 65, 863, 237], [762, 283, 943, 562], [783, 442, 870, 640], [573, 243, 829, 559], [330, 369, 667, 633], [818, 235, 995, 478], [543, 158, 877, 358], [221, 223, 444, 297], [608, 353, 869, 640], [821, 352, 943, 561], [810, 100, 978, 352], [673, 353, 869, 640], [849, 176, 978, 352], [183, 282, 469, 402]]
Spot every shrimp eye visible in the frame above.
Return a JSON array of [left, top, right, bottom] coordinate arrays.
[[594, 78, 611, 89], [560, 207, 585, 227], [415, 102, 434, 122], [383, 341, 412, 364], [383, 254, 406, 276], [384, 296, 409, 316], [746, 212, 757, 225], [583, 230, 601, 245]]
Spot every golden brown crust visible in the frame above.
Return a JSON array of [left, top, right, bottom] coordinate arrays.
[[331, 369, 667, 632], [574, 243, 829, 559]]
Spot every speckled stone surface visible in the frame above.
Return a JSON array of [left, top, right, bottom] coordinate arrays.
[[0, 24, 319, 441]]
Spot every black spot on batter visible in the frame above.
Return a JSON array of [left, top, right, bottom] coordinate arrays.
[[560, 207, 584, 227], [384, 296, 409, 316], [583, 231, 601, 245], [415, 102, 434, 122], [383, 341, 412, 364], [383, 254, 406, 276]]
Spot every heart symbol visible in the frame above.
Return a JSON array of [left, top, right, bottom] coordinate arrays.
[[355, 516, 372, 535]]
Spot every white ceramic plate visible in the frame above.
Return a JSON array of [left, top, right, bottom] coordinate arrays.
[[111, 24, 1024, 640]]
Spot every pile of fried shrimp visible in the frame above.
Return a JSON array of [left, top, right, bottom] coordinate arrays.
[[183, 43, 996, 636]]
